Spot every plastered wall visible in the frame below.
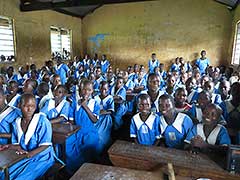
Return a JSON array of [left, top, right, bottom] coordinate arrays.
[[0, 0, 82, 68], [82, 0, 233, 70]]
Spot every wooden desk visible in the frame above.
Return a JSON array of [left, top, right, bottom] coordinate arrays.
[[0, 149, 27, 180], [70, 163, 163, 180], [108, 140, 240, 180]]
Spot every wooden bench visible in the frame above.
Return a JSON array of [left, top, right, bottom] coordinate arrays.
[[108, 140, 240, 180]]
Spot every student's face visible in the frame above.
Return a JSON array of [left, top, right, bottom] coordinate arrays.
[[201, 76, 209, 87], [219, 81, 230, 97], [202, 106, 219, 125], [201, 51, 206, 58], [123, 75, 128, 83], [96, 68, 102, 77], [23, 82, 33, 93], [148, 76, 160, 92], [100, 84, 109, 97], [20, 98, 36, 119], [159, 98, 174, 116], [194, 73, 201, 80], [89, 74, 95, 82], [167, 76, 176, 87], [138, 98, 151, 114], [54, 87, 65, 99], [116, 79, 124, 89], [53, 77, 61, 87], [81, 83, 93, 99], [175, 90, 187, 104], [0, 94, 6, 106], [152, 55, 156, 60], [7, 83, 18, 94], [203, 82, 214, 93], [198, 94, 211, 108], [43, 74, 50, 83]]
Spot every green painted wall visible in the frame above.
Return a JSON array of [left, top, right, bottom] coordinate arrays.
[[0, 0, 82, 67], [83, 0, 232, 69]]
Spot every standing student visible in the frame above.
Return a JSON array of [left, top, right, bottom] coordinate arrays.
[[195, 50, 210, 75], [94, 81, 114, 153], [158, 94, 193, 149], [130, 94, 161, 145], [148, 53, 160, 73], [0, 89, 18, 145], [68, 80, 100, 174], [0, 93, 55, 180]]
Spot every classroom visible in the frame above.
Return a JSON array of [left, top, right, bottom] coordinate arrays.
[[0, 0, 240, 179]]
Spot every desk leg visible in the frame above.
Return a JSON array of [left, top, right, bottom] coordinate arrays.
[[4, 168, 9, 180]]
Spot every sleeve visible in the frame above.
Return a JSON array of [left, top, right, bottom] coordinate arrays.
[[69, 100, 76, 121], [219, 102, 228, 120], [40, 100, 49, 114], [11, 123, 19, 145], [93, 100, 100, 119], [154, 116, 161, 139], [130, 118, 137, 138], [183, 115, 194, 136], [64, 64, 70, 73], [108, 97, 115, 111], [129, 81, 135, 90], [184, 125, 197, 144], [217, 126, 231, 145], [195, 59, 200, 66], [60, 101, 70, 120], [118, 88, 126, 101], [37, 116, 52, 146]]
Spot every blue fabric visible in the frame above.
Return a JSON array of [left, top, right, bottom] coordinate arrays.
[[54, 63, 69, 85], [148, 60, 160, 73], [195, 58, 210, 75], [101, 60, 110, 74]]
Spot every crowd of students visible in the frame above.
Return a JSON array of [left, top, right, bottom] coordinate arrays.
[[0, 50, 239, 179]]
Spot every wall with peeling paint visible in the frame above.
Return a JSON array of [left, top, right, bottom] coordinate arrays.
[[0, 0, 82, 68], [82, 0, 232, 70]]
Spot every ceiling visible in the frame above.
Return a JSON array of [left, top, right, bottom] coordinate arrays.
[[19, 0, 240, 19]]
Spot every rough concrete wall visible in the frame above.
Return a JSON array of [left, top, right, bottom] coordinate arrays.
[[82, 0, 232, 70], [0, 0, 82, 68]]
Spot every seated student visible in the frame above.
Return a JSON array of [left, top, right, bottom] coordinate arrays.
[[148, 53, 160, 73], [106, 70, 115, 89], [5, 66, 15, 83], [192, 69, 202, 88], [54, 57, 70, 85], [218, 79, 231, 101], [100, 54, 110, 74], [184, 103, 230, 151], [0, 74, 7, 93], [130, 94, 161, 146], [195, 50, 210, 75], [188, 91, 212, 124], [13, 66, 28, 87], [170, 57, 181, 72], [68, 79, 100, 174], [158, 94, 193, 149], [185, 77, 199, 104], [22, 79, 38, 95], [0, 89, 18, 145], [94, 81, 114, 153], [163, 74, 178, 96], [50, 74, 61, 92], [159, 63, 167, 80], [203, 80, 222, 105], [174, 87, 192, 113], [6, 80, 21, 108], [40, 85, 70, 124], [0, 93, 55, 180], [140, 73, 165, 113], [134, 70, 147, 93], [74, 64, 86, 79], [110, 76, 127, 130], [129, 64, 139, 82]]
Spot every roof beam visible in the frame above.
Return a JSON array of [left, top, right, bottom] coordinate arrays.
[[20, 0, 155, 11]]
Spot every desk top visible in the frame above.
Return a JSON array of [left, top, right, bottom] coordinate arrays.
[[0, 149, 27, 170], [108, 140, 240, 180], [70, 163, 162, 180], [52, 123, 80, 136]]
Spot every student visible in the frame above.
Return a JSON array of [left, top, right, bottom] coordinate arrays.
[[218, 79, 231, 101], [184, 103, 230, 151], [40, 85, 70, 124], [6, 80, 21, 108], [37, 82, 53, 110], [195, 50, 210, 75], [0, 89, 18, 145], [94, 81, 114, 153], [22, 79, 38, 95], [13, 66, 28, 86], [174, 87, 192, 113], [158, 94, 193, 149], [134, 70, 147, 93], [130, 94, 161, 145], [0, 93, 55, 180], [186, 77, 200, 104], [203, 80, 222, 105], [54, 57, 70, 85], [100, 54, 110, 74], [148, 53, 160, 74], [68, 79, 100, 174], [50, 74, 61, 92], [110, 76, 127, 130], [5, 66, 15, 82], [170, 57, 180, 72], [140, 73, 165, 113]]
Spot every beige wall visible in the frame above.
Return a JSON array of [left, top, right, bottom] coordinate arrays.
[[82, 0, 232, 70], [0, 0, 82, 68]]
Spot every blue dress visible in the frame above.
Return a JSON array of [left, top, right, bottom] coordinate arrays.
[[195, 58, 210, 75], [159, 112, 193, 149], [110, 86, 127, 130], [0, 113, 55, 180], [54, 63, 70, 85], [185, 123, 231, 145], [101, 60, 110, 74], [94, 95, 114, 153], [67, 97, 100, 174], [7, 94, 21, 109], [130, 112, 161, 145], [148, 60, 160, 73], [0, 106, 18, 144]]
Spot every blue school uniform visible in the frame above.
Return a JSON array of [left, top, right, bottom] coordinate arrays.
[[134, 78, 147, 90], [187, 104, 203, 123], [187, 89, 201, 104], [110, 86, 127, 130], [67, 97, 100, 174], [185, 123, 231, 145], [219, 99, 234, 121], [101, 60, 110, 74], [195, 58, 210, 75], [13, 73, 28, 86], [130, 112, 161, 145], [0, 106, 18, 145], [0, 113, 55, 180], [54, 63, 70, 85], [94, 95, 114, 152], [124, 79, 135, 113], [170, 63, 180, 72], [40, 98, 70, 120], [7, 93, 21, 108], [148, 60, 160, 73], [159, 112, 193, 149]]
